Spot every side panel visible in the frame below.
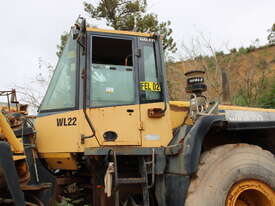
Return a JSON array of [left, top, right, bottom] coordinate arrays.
[[35, 110, 83, 153], [169, 101, 191, 129], [35, 105, 142, 154], [87, 105, 141, 146], [140, 103, 173, 147]]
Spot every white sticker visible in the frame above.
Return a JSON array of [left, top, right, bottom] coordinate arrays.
[[106, 87, 114, 93], [145, 134, 160, 141], [139, 37, 155, 42], [225, 110, 267, 121]]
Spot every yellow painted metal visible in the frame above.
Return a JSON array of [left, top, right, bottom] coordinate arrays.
[[35, 103, 174, 155], [35, 110, 83, 153], [35, 97, 275, 168], [35, 104, 142, 153], [35, 99, 275, 153], [220, 105, 275, 112], [0, 112, 24, 153], [169, 101, 192, 128], [87, 105, 141, 146], [40, 153, 74, 159], [226, 179, 275, 206], [169, 100, 275, 113], [86, 27, 153, 38], [0, 104, 18, 112], [140, 103, 173, 147], [169, 101, 190, 108], [39, 153, 78, 170], [13, 155, 26, 161]]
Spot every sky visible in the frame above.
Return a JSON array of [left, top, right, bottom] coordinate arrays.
[[0, 0, 274, 90]]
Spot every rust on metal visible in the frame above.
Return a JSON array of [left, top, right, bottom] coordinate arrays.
[[21, 183, 52, 191]]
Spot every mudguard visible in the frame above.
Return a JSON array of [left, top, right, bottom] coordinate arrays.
[[158, 115, 225, 206]]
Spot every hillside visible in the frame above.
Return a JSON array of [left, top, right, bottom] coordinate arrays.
[[166, 45, 275, 107]]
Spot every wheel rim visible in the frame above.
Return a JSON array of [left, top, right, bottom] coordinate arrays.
[[226, 179, 274, 206]]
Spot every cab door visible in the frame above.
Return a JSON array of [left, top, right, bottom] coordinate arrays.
[[87, 34, 141, 146], [138, 37, 173, 147]]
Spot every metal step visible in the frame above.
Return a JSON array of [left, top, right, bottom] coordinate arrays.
[[112, 151, 153, 206], [117, 177, 146, 185]]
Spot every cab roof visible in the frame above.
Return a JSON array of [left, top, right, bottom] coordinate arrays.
[[86, 27, 154, 38]]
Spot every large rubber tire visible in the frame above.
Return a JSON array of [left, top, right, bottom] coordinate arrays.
[[185, 144, 275, 206]]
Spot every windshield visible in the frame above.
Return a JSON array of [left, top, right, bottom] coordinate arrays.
[[39, 36, 77, 111]]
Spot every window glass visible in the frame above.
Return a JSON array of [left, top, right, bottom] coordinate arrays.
[[40, 37, 77, 111], [90, 36, 135, 107], [142, 45, 161, 101]]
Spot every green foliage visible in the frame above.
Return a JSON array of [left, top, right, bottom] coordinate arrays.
[[233, 75, 275, 108], [256, 59, 268, 70], [205, 57, 215, 70], [230, 48, 237, 53], [84, 0, 147, 30], [194, 55, 203, 61], [215, 51, 224, 56], [232, 89, 251, 106], [246, 45, 256, 53], [83, 0, 176, 52], [258, 78, 275, 108], [56, 32, 69, 57], [235, 45, 257, 56], [238, 47, 249, 55]]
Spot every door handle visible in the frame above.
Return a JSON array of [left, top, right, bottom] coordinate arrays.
[[148, 108, 165, 118]]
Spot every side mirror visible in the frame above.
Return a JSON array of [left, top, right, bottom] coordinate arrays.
[[71, 17, 86, 48], [71, 25, 80, 40]]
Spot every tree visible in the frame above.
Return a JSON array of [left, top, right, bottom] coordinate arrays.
[[56, 32, 69, 57], [56, 1, 177, 57], [267, 23, 275, 45], [83, 0, 176, 52], [258, 77, 275, 108]]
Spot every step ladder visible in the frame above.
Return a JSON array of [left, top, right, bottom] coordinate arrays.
[[112, 151, 155, 206]]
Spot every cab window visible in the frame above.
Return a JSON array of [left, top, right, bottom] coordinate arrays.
[[90, 36, 135, 107], [140, 41, 162, 103], [39, 37, 77, 111]]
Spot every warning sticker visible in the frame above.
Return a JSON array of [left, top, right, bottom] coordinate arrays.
[[140, 81, 161, 92], [106, 87, 114, 93]]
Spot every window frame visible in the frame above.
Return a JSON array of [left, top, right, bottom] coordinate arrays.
[[87, 32, 140, 108]]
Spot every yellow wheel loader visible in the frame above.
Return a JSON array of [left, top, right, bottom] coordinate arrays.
[[0, 18, 274, 206]]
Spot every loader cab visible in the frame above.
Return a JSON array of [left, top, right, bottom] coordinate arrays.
[[37, 27, 173, 152], [39, 30, 165, 112]]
